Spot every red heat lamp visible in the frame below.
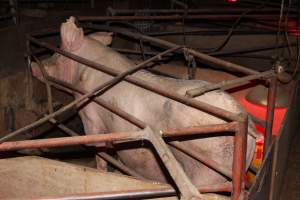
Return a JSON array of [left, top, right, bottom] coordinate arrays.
[[287, 19, 300, 37], [227, 0, 238, 3]]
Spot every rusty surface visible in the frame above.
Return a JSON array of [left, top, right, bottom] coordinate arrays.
[[162, 122, 237, 137], [0, 131, 145, 152], [231, 116, 248, 200]]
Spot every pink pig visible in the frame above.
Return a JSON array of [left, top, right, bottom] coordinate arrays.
[[31, 17, 257, 187]]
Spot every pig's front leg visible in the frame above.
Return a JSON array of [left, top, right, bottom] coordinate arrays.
[[77, 100, 108, 170]]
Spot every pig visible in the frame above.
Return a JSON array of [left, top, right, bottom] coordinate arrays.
[[31, 17, 257, 187]]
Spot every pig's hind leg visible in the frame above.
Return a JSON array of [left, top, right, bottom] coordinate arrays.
[[78, 101, 108, 170]]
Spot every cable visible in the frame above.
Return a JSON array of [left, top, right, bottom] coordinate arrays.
[[201, 2, 270, 53]]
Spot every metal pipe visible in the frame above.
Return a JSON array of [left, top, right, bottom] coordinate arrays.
[[161, 122, 237, 136], [144, 127, 203, 199], [211, 43, 298, 57], [78, 15, 282, 22], [107, 7, 292, 15], [47, 116, 145, 179], [39, 182, 232, 200], [0, 44, 178, 143], [263, 77, 277, 157], [0, 131, 145, 152], [185, 70, 274, 97], [82, 24, 260, 76], [231, 116, 248, 200], [47, 78, 239, 179], [148, 29, 277, 36], [28, 35, 240, 122]]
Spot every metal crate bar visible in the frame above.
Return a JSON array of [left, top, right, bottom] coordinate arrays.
[[81, 23, 260, 76]]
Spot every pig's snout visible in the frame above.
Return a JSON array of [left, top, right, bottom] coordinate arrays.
[[31, 62, 43, 79]]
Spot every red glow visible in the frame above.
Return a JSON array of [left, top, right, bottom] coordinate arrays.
[[239, 97, 287, 135], [227, 0, 237, 3], [287, 19, 300, 37]]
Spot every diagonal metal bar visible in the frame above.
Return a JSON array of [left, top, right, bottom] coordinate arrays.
[[82, 23, 260, 76], [28, 36, 240, 122], [0, 46, 179, 143], [144, 126, 203, 200]]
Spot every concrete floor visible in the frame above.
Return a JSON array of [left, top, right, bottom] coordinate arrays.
[[280, 131, 300, 200]]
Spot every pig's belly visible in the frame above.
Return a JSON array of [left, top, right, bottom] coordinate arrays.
[[99, 81, 255, 186]]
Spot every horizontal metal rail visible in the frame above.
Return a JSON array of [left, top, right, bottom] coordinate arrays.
[[40, 182, 233, 200], [106, 7, 294, 15], [27, 36, 240, 122], [45, 75, 235, 179], [186, 70, 275, 97], [78, 15, 283, 22], [82, 23, 260, 76]]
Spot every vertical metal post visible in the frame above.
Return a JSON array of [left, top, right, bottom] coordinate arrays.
[[232, 115, 248, 200], [90, 0, 95, 8], [263, 77, 277, 157]]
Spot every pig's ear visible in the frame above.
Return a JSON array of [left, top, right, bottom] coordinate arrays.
[[88, 32, 113, 46], [60, 16, 84, 51]]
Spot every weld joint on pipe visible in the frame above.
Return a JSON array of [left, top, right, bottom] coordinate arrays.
[[235, 113, 248, 124]]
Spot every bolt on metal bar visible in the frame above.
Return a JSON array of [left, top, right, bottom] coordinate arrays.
[[82, 23, 260, 76], [185, 70, 275, 97], [28, 35, 240, 122]]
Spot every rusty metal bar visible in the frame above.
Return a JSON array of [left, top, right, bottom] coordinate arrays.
[[0, 131, 145, 152], [78, 15, 281, 22], [231, 115, 248, 200], [24, 27, 252, 199], [48, 77, 240, 139], [263, 77, 277, 157], [185, 70, 274, 97], [162, 122, 237, 136], [39, 182, 232, 200], [28, 36, 240, 122], [143, 127, 203, 199], [0, 45, 179, 143], [82, 23, 260, 76], [47, 116, 145, 179], [47, 77, 240, 180]]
